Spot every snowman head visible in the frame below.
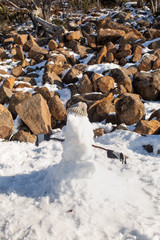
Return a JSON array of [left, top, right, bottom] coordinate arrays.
[[67, 102, 88, 117]]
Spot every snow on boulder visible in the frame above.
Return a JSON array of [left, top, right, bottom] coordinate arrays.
[[15, 94, 51, 135], [0, 104, 14, 139]]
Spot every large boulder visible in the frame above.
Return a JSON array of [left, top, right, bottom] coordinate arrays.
[[97, 28, 125, 45], [110, 68, 133, 93], [15, 94, 52, 135], [134, 120, 160, 135], [43, 72, 63, 88], [14, 34, 28, 46], [133, 71, 160, 100], [0, 86, 12, 104], [0, 104, 14, 139], [11, 130, 37, 143], [8, 91, 32, 119], [115, 93, 145, 125], [96, 76, 114, 94], [48, 95, 66, 121], [28, 45, 48, 63]]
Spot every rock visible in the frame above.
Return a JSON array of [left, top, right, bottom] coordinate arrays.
[[97, 76, 114, 94], [116, 49, 132, 60], [65, 30, 82, 41], [14, 83, 34, 89], [0, 86, 12, 104], [96, 45, 107, 64], [43, 72, 63, 88], [143, 144, 153, 153], [28, 45, 48, 63], [144, 29, 160, 39], [149, 109, 160, 121], [134, 120, 160, 135], [21, 77, 36, 86], [14, 34, 28, 45], [119, 31, 145, 44], [96, 98, 115, 120], [0, 104, 14, 139], [12, 65, 24, 77], [11, 130, 37, 143], [8, 91, 32, 119], [133, 71, 160, 100], [48, 39, 58, 51], [115, 93, 145, 125], [97, 28, 125, 44], [48, 54, 67, 66], [138, 19, 151, 28], [74, 44, 93, 58], [48, 95, 66, 121], [23, 38, 38, 52], [110, 68, 133, 93], [2, 76, 15, 90], [0, 47, 6, 59], [106, 41, 117, 55], [94, 128, 105, 138], [15, 45, 25, 60], [132, 45, 142, 62], [34, 87, 52, 103], [91, 72, 102, 91], [153, 57, 160, 70], [77, 74, 93, 94], [45, 63, 63, 75], [15, 94, 52, 135], [105, 52, 114, 63], [62, 68, 81, 84], [0, 69, 9, 75], [148, 40, 160, 50], [138, 55, 154, 71], [119, 44, 132, 51]]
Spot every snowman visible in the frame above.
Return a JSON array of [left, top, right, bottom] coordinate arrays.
[[61, 102, 94, 163]]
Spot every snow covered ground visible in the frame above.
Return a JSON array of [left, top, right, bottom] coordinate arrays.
[[0, 99, 160, 240]]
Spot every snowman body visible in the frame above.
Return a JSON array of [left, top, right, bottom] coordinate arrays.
[[62, 112, 94, 162]]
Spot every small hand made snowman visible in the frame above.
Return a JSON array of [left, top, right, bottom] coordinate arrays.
[[62, 102, 94, 162]]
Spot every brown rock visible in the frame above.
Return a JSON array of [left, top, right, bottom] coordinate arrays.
[[144, 29, 160, 39], [48, 95, 66, 121], [15, 94, 51, 135], [21, 77, 36, 86], [96, 45, 107, 64], [148, 40, 160, 50], [149, 109, 160, 121], [0, 47, 6, 59], [0, 69, 9, 75], [115, 93, 145, 125], [3, 37, 14, 46], [15, 45, 25, 60], [132, 45, 142, 62], [23, 39, 38, 52], [94, 128, 105, 138], [106, 41, 117, 55], [0, 104, 14, 139], [45, 63, 63, 75], [77, 74, 93, 94], [110, 68, 133, 93], [43, 72, 63, 88], [133, 71, 160, 100], [119, 44, 132, 51], [116, 50, 132, 60], [14, 34, 28, 45], [153, 57, 160, 70], [0, 86, 12, 104], [97, 76, 114, 94], [97, 28, 125, 44], [28, 45, 47, 63], [65, 30, 82, 41], [48, 54, 67, 66], [48, 39, 58, 51], [12, 65, 24, 77], [96, 98, 115, 119], [14, 83, 34, 89], [34, 87, 52, 103], [105, 52, 114, 63], [91, 72, 102, 91], [11, 130, 37, 143], [8, 91, 32, 119], [2, 76, 15, 90], [134, 120, 160, 135], [74, 44, 93, 58], [119, 31, 145, 44], [63, 68, 81, 84], [138, 55, 153, 71]]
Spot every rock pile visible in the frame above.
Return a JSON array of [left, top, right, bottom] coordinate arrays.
[[0, 3, 160, 143]]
